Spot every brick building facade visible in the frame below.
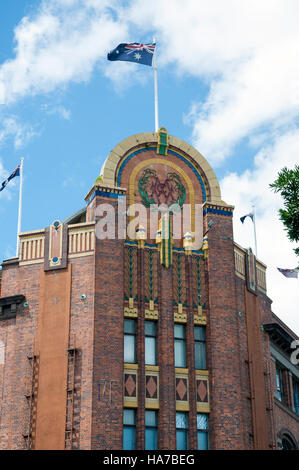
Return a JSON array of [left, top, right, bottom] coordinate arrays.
[[0, 129, 298, 450]]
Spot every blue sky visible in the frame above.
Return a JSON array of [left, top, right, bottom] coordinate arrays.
[[0, 0, 298, 333]]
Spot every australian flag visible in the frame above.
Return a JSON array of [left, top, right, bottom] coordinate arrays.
[[277, 267, 298, 279], [0, 165, 20, 192], [240, 213, 254, 224], [107, 43, 156, 66]]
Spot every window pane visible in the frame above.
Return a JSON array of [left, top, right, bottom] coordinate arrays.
[[175, 339, 186, 368], [124, 319, 136, 334], [123, 426, 136, 450], [176, 412, 188, 429], [145, 337, 156, 365], [194, 326, 206, 341], [197, 413, 208, 430], [124, 335, 136, 363], [123, 409, 136, 425], [145, 410, 157, 427], [145, 428, 157, 450], [195, 342, 206, 370], [174, 324, 185, 339], [198, 431, 209, 450], [176, 429, 188, 450], [145, 321, 156, 337], [293, 381, 299, 415], [276, 366, 282, 401]]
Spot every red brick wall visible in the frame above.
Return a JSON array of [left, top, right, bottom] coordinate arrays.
[[136, 248, 145, 449], [274, 402, 299, 446], [0, 254, 96, 450], [234, 276, 254, 449], [0, 262, 40, 449], [204, 211, 246, 449], [244, 288, 269, 449], [91, 196, 124, 450], [68, 256, 95, 449], [259, 298, 277, 449], [158, 265, 176, 449], [234, 274, 278, 449]]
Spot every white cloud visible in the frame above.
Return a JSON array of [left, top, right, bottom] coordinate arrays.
[[42, 104, 71, 120], [221, 129, 299, 334], [124, 0, 299, 164], [0, 0, 298, 333], [2, 0, 299, 162], [0, 116, 36, 149], [190, 38, 299, 164], [0, 0, 129, 104], [56, 106, 71, 120]]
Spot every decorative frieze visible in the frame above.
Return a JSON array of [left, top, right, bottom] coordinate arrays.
[[175, 368, 189, 411], [256, 263, 267, 292], [196, 371, 210, 413], [124, 298, 138, 318], [203, 202, 234, 217], [19, 231, 45, 266], [234, 246, 246, 279], [234, 243, 267, 294], [144, 249, 159, 319], [157, 127, 169, 155], [68, 222, 95, 257], [173, 253, 187, 322], [124, 246, 138, 317], [19, 222, 96, 266], [145, 366, 159, 409], [44, 220, 68, 271], [191, 256, 207, 324], [123, 364, 138, 408]]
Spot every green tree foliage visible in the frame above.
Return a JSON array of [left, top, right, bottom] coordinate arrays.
[[270, 164, 299, 256]]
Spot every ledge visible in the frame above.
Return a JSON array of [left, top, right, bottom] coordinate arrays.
[[264, 322, 298, 353], [2, 257, 19, 267]]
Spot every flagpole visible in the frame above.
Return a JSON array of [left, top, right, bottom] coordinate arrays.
[[252, 204, 258, 258], [16, 158, 24, 258], [153, 37, 159, 132]]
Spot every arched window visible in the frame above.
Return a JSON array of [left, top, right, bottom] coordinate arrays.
[[278, 430, 298, 450]]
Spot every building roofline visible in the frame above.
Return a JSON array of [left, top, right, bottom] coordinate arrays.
[[263, 321, 298, 355]]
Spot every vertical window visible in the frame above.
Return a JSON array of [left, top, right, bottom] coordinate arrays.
[[145, 410, 158, 450], [124, 319, 136, 363], [276, 364, 284, 402], [145, 321, 157, 365], [197, 413, 209, 450], [176, 412, 188, 450], [194, 326, 206, 370], [174, 324, 186, 368], [293, 379, 299, 415], [123, 409, 136, 450]]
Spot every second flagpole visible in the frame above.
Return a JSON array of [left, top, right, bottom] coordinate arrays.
[[16, 158, 24, 258], [252, 204, 258, 258], [153, 37, 159, 132]]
